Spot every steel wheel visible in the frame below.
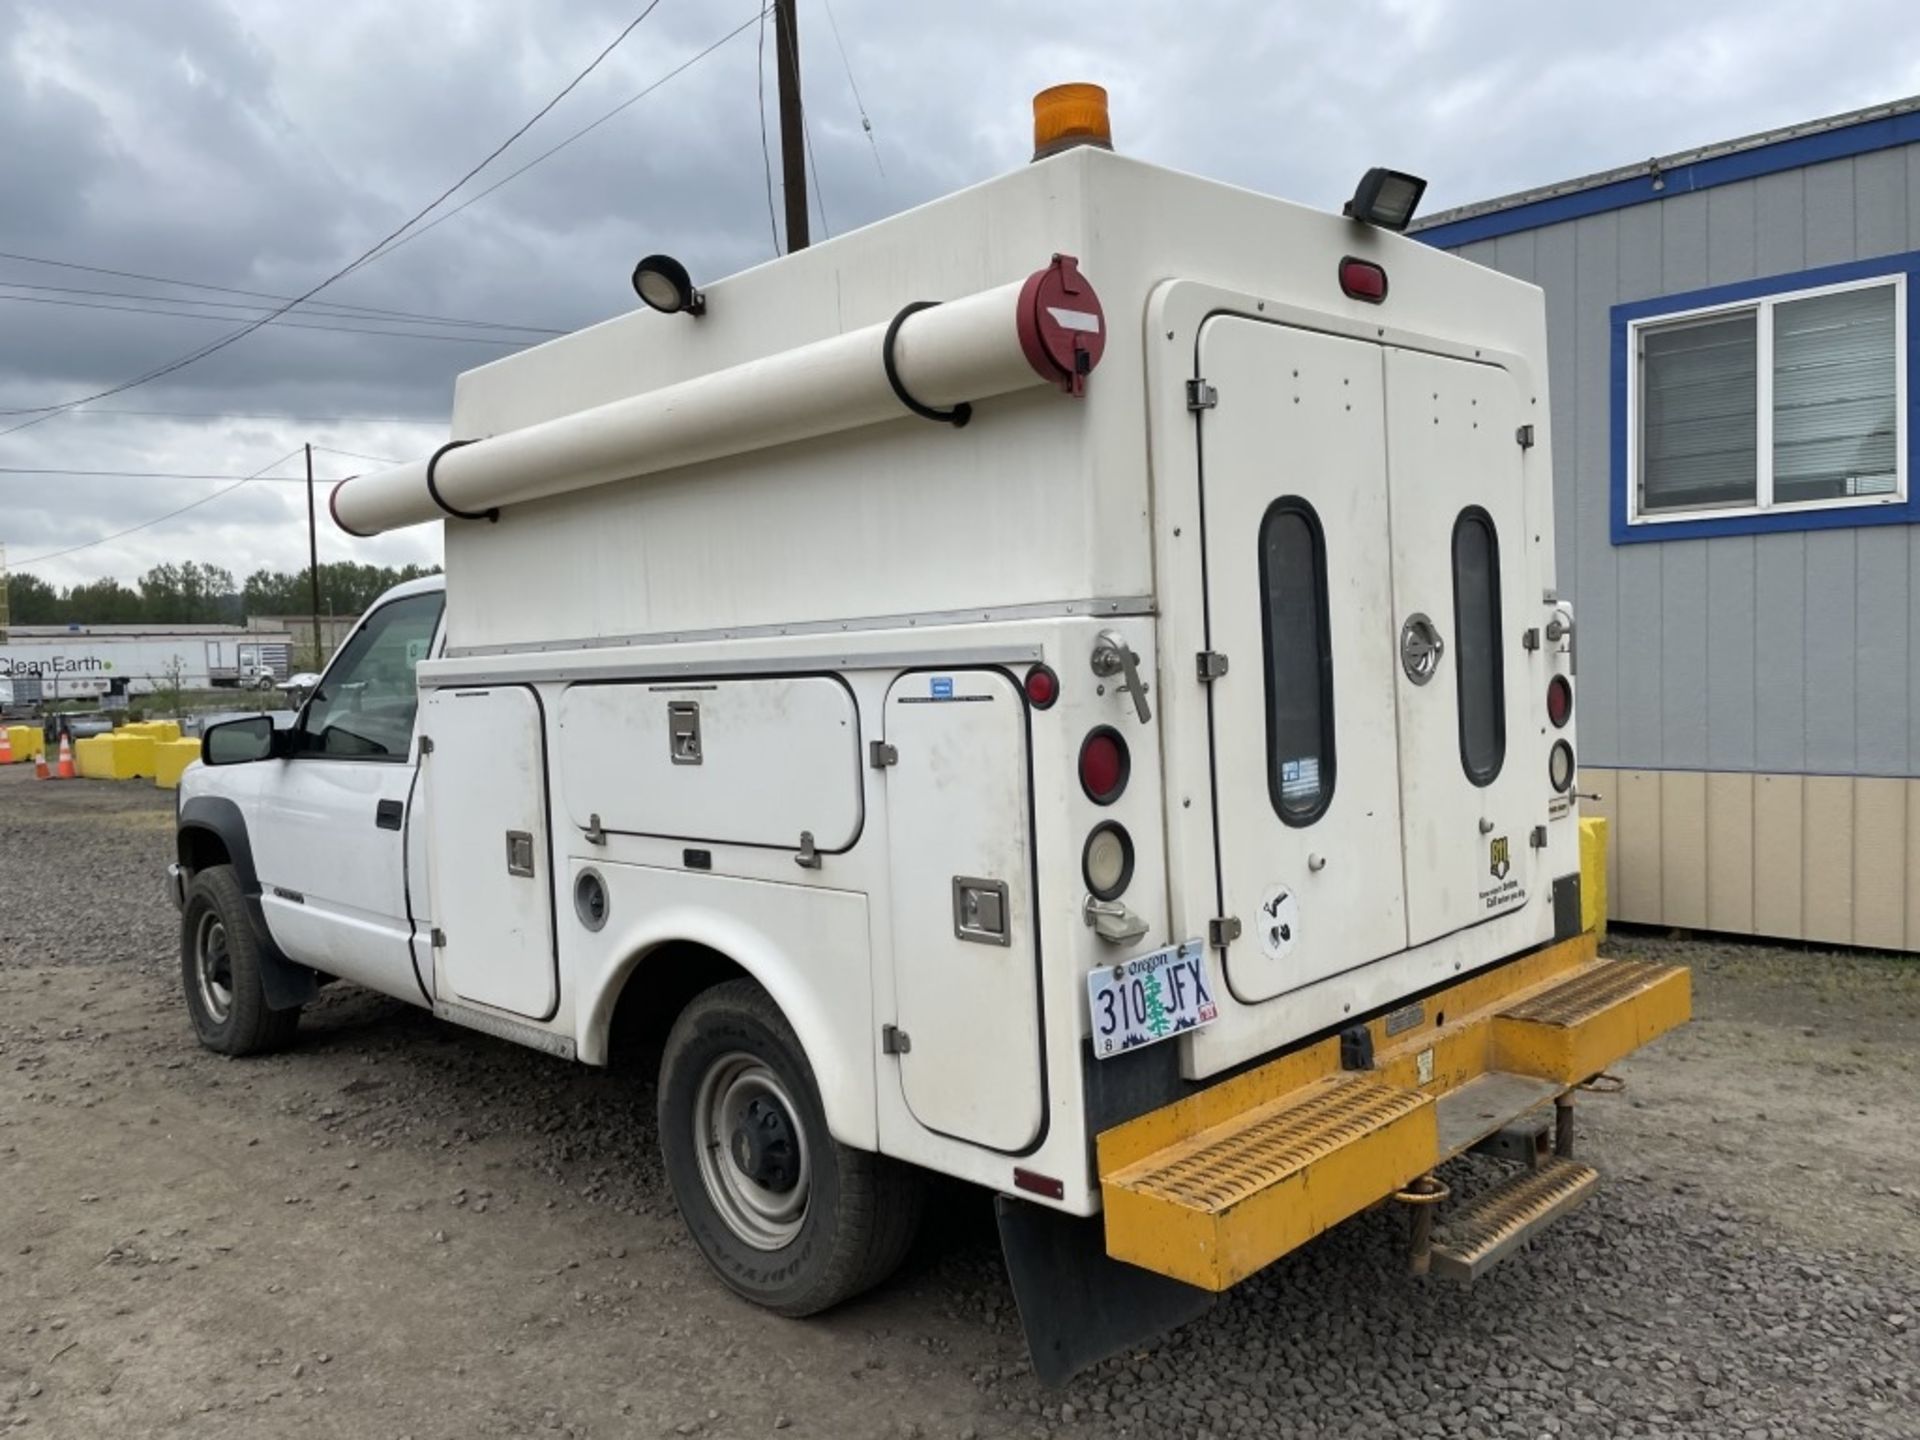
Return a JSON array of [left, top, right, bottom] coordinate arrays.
[[692, 1051, 811, 1251], [193, 910, 235, 1025]]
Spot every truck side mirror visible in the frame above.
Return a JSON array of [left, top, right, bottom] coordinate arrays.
[[202, 715, 282, 766]]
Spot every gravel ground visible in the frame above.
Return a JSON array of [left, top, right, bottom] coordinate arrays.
[[2, 765, 1917, 1439]]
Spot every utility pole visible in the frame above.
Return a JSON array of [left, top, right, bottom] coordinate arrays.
[[304, 443, 322, 670], [774, 0, 808, 252]]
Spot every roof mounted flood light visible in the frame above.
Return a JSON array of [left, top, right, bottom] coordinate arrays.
[[632, 254, 705, 316], [1343, 168, 1428, 232]]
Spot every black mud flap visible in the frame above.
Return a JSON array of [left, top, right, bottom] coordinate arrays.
[[995, 1195, 1214, 1387]]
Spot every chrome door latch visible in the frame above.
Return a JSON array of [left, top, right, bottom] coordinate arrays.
[[1091, 629, 1152, 723]]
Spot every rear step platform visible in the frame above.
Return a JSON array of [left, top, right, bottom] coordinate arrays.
[[1101, 1074, 1436, 1292], [1097, 941, 1689, 1290], [1429, 1158, 1599, 1283]]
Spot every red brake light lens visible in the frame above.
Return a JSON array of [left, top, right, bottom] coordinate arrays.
[[1339, 257, 1388, 303], [1024, 663, 1059, 709], [1546, 674, 1573, 729], [1079, 727, 1130, 805]]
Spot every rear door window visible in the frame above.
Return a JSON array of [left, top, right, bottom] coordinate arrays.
[[1451, 507, 1504, 785], [1259, 498, 1334, 825]]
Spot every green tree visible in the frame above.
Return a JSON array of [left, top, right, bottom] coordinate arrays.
[[63, 577, 143, 623], [4, 572, 61, 624]]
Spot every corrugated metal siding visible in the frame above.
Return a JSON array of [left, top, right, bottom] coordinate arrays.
[[1447, 146, 1920, 778]]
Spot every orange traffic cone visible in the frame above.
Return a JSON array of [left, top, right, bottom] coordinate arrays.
[[34, 750, 51, 780], [55, 731, 77, 780], [0, 727, 11, 765]]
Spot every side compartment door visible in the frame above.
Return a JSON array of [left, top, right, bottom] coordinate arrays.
[[1196, 316, 1408, 1002], [883, 670, 1043, 1152], [1384, 348, 1539, 945], [423, 686, 558, 1019]]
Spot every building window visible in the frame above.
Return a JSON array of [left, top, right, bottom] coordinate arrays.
[[1451, 507, 1505, 787], [1259, 497, 1334, 827], [1630, 275, 1905, 524]]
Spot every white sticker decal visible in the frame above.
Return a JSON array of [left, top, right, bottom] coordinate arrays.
[[1257, 884, 1300, 961]]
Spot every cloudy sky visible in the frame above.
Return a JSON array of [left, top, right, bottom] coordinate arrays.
[[2, 0, 1915, 595]]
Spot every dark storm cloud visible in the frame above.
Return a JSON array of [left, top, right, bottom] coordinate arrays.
[[0, 0, 1914, 589]]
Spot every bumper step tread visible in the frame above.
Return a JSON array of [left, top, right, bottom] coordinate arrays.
[[1102, 1074, 1436, 1291], [1430, 1157, 1598, 1283]]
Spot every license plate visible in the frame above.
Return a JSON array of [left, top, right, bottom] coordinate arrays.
[[1087, 939, 1218, 1059]]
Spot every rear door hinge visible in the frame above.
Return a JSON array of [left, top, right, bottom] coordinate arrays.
[[869, 740, 898, 768], [1208, 916, 1242, 948], [1516, 423, 1536, 449], [1529, 825, 1549, 849], [418, 735, 434, 754], [430, 927, 447, 949], [881, 1024, 911, 1055], [1186, 378, 1218, 412], [1196, 650, 1230, 682]]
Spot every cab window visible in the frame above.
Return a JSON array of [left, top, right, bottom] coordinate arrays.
[[295, 592, 443, 760]]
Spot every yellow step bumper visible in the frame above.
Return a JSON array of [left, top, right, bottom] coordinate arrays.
[[1098, 935, 1690, 1291]]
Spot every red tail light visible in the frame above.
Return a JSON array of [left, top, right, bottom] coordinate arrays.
[[1339, 257, 1388, 303], [1079, 727, 1130, 805], [1546, 675, 1573, 729], [1024, 663, 1060, 709]]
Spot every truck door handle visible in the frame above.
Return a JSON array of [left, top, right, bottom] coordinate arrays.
[[375, 799, 404, 830]]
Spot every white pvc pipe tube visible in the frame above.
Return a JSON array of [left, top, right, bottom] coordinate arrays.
[[333, 275, 1072, 538]]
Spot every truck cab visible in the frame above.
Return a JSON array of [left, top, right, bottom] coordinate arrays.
[[169, 102, 1689, 1383]]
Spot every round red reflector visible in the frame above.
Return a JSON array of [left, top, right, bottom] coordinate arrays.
[[1546, 674, 1573, 729], [1024, 664, 1060, 709], [1079, 727, 1130, 805]]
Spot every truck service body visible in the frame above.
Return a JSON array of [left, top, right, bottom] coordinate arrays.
[[171, 137, 1689, 1378]]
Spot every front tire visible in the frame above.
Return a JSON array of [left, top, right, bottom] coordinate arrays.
[[181, 865, 301, 1056], [659, 979, 923, 1316]]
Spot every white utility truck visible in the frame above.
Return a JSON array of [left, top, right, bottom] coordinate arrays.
[[170, 91, 1689, 1380]]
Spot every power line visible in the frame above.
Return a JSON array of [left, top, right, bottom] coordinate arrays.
[[0, 466, 317, 482], [804, 116, 830, 239], [9, 448, 313, 568], [819, 0, 884, 181], [57, 408, 446, 425], [0, 291, 531, 346], [309, 444, 409, 466], [0, 251, 562, 334], [0, 3, 665, 431], [756, 5, 782, 256], [350, 10, 769, 272]]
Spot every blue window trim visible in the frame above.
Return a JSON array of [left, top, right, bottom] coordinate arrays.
[[1415, 108, 1920, 248], [1610, 252, 1918, 545]]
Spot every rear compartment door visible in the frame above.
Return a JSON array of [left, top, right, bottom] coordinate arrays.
[[422, 685, 558, 1018], [1383, 348, 1539, 945], [1195, 317, 1409, 1002], [882, 669, 1043, 1152]]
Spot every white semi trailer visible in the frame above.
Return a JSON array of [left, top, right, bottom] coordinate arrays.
[[168, 91, 1689, 1380], [0, 631, 285, 703]]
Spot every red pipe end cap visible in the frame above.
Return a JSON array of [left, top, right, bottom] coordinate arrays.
[[1017, 254, 1105, 396]]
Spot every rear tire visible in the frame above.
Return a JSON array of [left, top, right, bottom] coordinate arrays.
[[659, 979, 923, 1316], [181, 865, 301, 1056]]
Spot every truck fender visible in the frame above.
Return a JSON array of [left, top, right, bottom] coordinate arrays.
[[176, 796, 322, 1012], [579, 904, 877, 1153]]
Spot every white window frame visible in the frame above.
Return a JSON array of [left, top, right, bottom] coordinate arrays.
[[1627, 271, 1908, 526]]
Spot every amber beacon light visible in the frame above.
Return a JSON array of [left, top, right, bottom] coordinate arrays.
[[1032, 83, 1113, 161]]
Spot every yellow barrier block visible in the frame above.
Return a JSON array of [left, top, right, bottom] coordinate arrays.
[[153, 738, 202, 791], [1579, 816, 1608, 939], [3, 725, 45, 763], [74, 734, 118, 779], [73, 733, 154, 780], [120, 720, 182, 743]]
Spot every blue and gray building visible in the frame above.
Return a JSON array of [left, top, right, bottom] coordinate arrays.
[[1417, 97, 1919, 949]]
